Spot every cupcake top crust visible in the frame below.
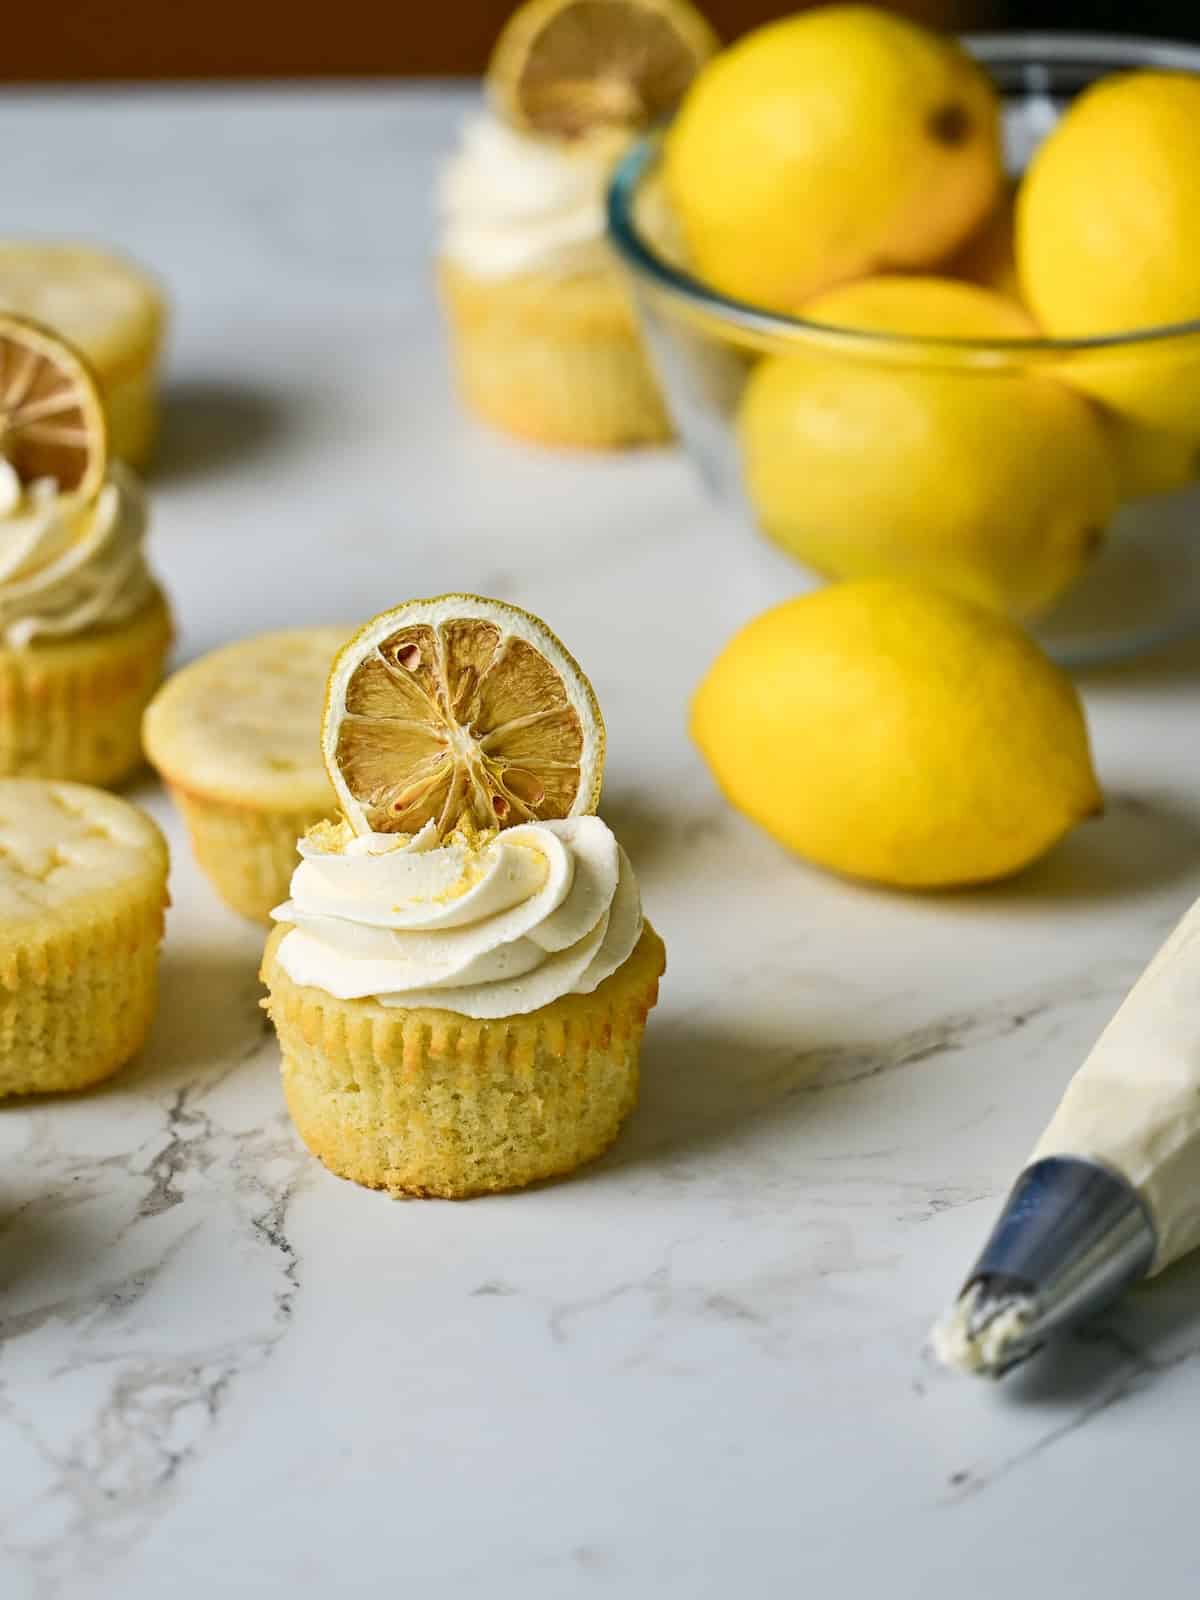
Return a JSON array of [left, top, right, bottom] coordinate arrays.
[[143, 627, 347, 812], [0, 778, 167, 943], [0, 242, 165, 377]]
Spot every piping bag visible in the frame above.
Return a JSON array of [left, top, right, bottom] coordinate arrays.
[[932, 895, 1200, 1378]]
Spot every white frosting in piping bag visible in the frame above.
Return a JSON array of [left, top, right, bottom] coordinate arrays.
[[1031, 894, 1200, 1272], [930, 1285, 1033, 1377], [272, 815, 643, 1019], [439, 112, 628, 280]]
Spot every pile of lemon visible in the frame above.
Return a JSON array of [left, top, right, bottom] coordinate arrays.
[[665, 3, 1200, 889], [664, 3, 1200, 619]]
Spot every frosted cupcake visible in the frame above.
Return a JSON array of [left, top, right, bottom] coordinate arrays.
[[0, 778, 168, 1097], [0, 316, 170, 785], [260, 594, 666, 1196], [0, 243, 166, 469], [438, 0, 716, 449], [144, 627, 344, 922]]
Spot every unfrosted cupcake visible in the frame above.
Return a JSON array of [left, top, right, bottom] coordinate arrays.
[[0, 316, 171, 786], [0, 778, 168, 1097], [438, 0, 716, 449], [260, 594, 665, 1196], [143, 627, 344, 923], [0, 243, 167, 469]]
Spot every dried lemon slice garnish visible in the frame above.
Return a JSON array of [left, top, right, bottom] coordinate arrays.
[[0, 314, 106, 499], [489, 0, 719, 140], [323, 595, 605, 838]]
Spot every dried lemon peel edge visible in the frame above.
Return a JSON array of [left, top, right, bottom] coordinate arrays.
[[0, 312, 107, 503], [487, 0, 720, 142], [322, 594, 605, 842]]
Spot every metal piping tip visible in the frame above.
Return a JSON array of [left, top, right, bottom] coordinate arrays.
[[931, 1280, 1038, 1378], [930, 1156, 1156, 1379]]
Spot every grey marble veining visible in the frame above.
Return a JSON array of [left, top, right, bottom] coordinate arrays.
[[1, 83, 1200, 1599], [0, 903, 312, 1595]]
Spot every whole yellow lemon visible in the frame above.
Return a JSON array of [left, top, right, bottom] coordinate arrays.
[[663, 5, 1003, 311], [1107, 416, 1200, 502], [942, 182, 1020, 302], [739, 276, 1116, 618], [1017, 70, 1200, 429], [690, 581, 1102, 890]]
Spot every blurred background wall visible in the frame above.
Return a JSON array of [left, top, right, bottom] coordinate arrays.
[[5, 0, 1198, 80]]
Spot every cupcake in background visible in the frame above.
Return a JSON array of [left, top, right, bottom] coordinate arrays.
[[144, 627, 345, 923], [0, 243, 166, 470], [438, 0, 717, 449], [261, 595, 666, 1196], [0, 316, 171, 786]]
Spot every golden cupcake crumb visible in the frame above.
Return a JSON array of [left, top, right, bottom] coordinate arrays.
[[439, 261, 671, 449], [0, 779, 168, 1098], [261, 921, 665, 1197], [0, 587, 172, 787]]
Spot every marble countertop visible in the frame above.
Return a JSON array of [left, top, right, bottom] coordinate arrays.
[[4, 82, 1200, 1599]]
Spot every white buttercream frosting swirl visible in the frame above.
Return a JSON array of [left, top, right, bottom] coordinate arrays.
[[0, 461, 154, 648], [440, 112, 629, 280], [272, 815, 643, 1019]]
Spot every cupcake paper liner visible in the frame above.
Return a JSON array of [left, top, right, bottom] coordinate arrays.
[[439, 259, 672, 449], [0, 588, 172, 787], [170, 788, 333, 923], [0, 853, 168, 1099], [261, 921, 667, 1197], [103, 360, 162, 472]]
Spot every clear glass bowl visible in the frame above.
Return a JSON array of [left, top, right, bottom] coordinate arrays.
[[608, 33, 1200, 667]]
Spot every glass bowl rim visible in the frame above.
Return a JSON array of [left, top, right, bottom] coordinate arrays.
[[606, 30, 1200, 359]]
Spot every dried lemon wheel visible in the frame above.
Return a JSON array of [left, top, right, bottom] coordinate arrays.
[[0, 314, 105, 498], [489, 0, 719, 139], [324, 595, 605, 837]]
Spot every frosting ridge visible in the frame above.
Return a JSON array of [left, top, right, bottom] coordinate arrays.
[[440, 112, 629, 279], [0, 461, 155, 648], [272, 814, 643, 1019]]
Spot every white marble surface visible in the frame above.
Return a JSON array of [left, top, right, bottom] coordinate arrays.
[[3, 82, 1200, 1599]]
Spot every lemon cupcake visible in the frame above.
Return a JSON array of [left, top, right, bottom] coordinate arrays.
[[438, 0, 716, 449], [0, 316, 171, 787], [0, 778, 168, 1098], [0, 243, 166, 470], [143, 628, 345, 923], [261, 596, 666, 1196]]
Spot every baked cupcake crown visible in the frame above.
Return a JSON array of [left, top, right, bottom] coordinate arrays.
[[0, 778, 166, 933]]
